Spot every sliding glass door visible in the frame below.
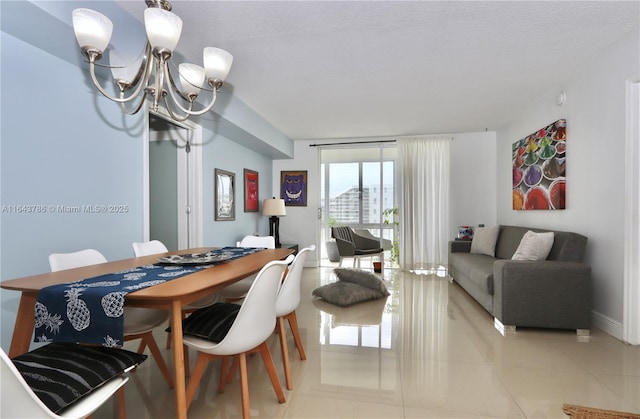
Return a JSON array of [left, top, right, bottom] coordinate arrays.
[[319, 143, 397, 266]]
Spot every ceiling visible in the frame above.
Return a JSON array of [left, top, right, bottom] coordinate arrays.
[[116, 0, 639, 141]]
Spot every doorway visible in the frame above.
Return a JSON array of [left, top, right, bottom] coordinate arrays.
[[145, 113, 203, 250], [624, 78, 640, 345]]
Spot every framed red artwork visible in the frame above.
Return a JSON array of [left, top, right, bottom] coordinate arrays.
[[244, 169, 259, 212]]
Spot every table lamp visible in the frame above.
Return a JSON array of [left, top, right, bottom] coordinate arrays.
[[262, 197, 286, 247]]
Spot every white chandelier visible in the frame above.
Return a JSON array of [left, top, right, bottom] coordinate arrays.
[[72, 0, 233, 122]]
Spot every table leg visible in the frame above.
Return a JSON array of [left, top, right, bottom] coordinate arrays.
[[171, 300, 188, 419], [9, 293, 37, 357]]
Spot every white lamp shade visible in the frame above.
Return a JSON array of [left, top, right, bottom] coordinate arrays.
[[109, 50, 142, 84], [178, 63, 205, 96], [144, 8, 182, 52], [72, 8, 113, 52], [203, 47, 233, 82], [262, 198, 286, 217]]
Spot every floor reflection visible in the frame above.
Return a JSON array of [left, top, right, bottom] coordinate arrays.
[[89, 266, 640, 419]]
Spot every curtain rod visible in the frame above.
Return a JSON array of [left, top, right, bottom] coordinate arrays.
[[309, 136, 454, 147], [309, 139, 396, 147]]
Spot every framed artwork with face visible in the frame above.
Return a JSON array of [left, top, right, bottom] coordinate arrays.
[[280, 170, 307, 206]]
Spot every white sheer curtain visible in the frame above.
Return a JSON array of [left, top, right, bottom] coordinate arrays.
[[397, 136, 450, 273]]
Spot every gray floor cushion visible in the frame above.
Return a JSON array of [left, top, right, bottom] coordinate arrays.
[[312, 269, 389, 307]]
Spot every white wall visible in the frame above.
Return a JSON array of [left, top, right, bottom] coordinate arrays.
[[273, 141, 320, 266], [450, 131, 498, 235], [496, 28, 640, 338]]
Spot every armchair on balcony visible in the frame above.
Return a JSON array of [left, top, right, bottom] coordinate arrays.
[[331, 226, 384, 268]]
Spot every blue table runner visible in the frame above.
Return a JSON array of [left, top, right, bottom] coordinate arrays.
[[34, 247, 262, 347]]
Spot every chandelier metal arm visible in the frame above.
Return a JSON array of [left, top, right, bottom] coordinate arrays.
[[162, 95, 194, 122], [127, 43, 153, 90], [86, 54, 151, 105], [165, 62, 191, 103], [163, 61, 219, 117], [119, 89, 150, 115]]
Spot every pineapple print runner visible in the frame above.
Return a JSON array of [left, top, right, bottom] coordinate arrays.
[[34, 247, 263, 347]]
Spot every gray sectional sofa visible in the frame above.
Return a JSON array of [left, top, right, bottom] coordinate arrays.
[[448, 225, 591, 334]]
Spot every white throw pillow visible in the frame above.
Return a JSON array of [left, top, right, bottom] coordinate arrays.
[[511, 230, 555, 261], [470, 226, 500, 257]]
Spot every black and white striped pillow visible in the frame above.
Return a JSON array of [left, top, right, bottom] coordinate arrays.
[[12, 343, 147, 413], [180, 302, 241, 342]]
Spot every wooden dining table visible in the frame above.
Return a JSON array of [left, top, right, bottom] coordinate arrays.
[[1, 247, 294, 419]]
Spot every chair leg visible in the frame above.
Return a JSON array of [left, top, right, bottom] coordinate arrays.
[[186, 352, 210, 409], [136, 339, 147, 354], [165, 321, 172, 349], [167, 311, 188, 349], [238, 353, 251, 419], [141, 333, 175, 389], [184, 344, 191, 377], [277, 316, 293, 390], [117, 387, 126, 419], [286, 311, 306, 360], [218, 356, 231, 393], [226, 355, 240, 384], [258, 342, 286, 404]]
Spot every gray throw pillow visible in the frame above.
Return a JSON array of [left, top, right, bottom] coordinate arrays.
[[470, 225, 500, 257], [334, 268, 390, 296]]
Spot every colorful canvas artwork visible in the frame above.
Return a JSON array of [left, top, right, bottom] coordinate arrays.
[[512, 119, 566, 210]]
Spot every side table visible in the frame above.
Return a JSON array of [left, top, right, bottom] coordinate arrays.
[[277, 243, 299, 255]]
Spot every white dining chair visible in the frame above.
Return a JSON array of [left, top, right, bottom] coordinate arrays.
[[48, 249, 175, 389], [131, 240, 169, 257], [182, 255, 293, 419], [224, 244, 314, 390], [1, 346, 129, 419], [218, 235, 276, 302], [275, 244, 315, 390]]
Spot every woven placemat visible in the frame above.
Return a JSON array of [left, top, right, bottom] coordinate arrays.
[[562, 404, 640, 419]]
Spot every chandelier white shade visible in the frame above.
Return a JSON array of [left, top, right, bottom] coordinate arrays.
[[204, 47, 234, 82], [109, 50, 142, 85], [72, 8, 113, 54], [144, 8, 182, 52], [71, 1, 233, 122]]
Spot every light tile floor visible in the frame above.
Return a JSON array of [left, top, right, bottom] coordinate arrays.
[[94, 267, 640, 418]]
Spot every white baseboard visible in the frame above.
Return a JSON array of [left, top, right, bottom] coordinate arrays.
[[591, 310, 623, 341]]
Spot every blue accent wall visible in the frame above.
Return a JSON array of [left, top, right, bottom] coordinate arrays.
[[0, 1, 293, 351]]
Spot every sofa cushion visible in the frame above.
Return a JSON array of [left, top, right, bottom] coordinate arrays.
[[512, 230, 555, 261], [470, 226, 500, 257], [448, 253, 496, 295]]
